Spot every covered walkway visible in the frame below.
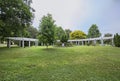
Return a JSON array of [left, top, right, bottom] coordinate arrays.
[[57, 36, 114, 46], [5, 37, 38, 48]]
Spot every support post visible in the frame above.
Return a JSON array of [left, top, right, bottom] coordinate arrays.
[[29, 41, 30, 47], [22, 40, 24, 48], [82, 41, 84, 45], [35, 41, 38, 46], [101, 39, 104, 46], [19, 41, 21, 47], [78, 41, 80, 45], [112, 38, 114, 46], [94, 40, 96, 45]]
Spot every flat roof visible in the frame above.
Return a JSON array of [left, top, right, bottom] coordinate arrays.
[[5, 37, 38, 42]]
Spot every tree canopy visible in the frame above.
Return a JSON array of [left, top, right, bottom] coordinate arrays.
[[114, 33, 120, 47], [0, 0, 34, 38], [70, 30, 86, 39], [65, 29, 72, 39], [26, 26, 38, 38], [54, 26, 65, 40], [38, 13, 55, 47], [87, 24, 101, 38]]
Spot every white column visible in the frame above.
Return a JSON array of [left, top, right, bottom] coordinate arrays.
[[101, 39, 104, 46], [29, 41, 30, 47], [19, 41, 21, 47], [78, 41, 80, 45], [112, 39, 114, 46], [35, 41, 38, 46], [94, 40, 96, 45], [22, 40, 24, 48], [82, 41, 84, 45]]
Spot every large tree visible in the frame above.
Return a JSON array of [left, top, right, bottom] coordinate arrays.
[[87, 24, 101, 38], [70, 30, 86, 39], [0, 0, 34, 39], [38, 14, 55, 47]]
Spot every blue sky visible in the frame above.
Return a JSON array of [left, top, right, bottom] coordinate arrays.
[[31, 0, 120, 35]]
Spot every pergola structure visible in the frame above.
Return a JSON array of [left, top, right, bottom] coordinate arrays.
[[57, 36, 114, 46], [6, 37, 38, 48]]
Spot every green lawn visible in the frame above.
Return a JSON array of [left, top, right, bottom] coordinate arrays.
[[0, 46, 120, 81]]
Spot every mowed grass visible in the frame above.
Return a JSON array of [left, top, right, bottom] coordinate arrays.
[[0, 46, 120, 81]]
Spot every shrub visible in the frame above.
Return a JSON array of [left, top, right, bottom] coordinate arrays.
[[55, 42, 62, 47], [55, 42, 73, 47]]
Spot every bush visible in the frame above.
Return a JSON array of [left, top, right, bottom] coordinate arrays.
[[64, 42, 73, 47], [55, 42, 62, 47], [114, 33, 120, 47], [55, 42, 73, 47]]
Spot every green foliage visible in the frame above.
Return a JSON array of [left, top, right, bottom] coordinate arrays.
[[0, 0, 34, 38], [70, 30, 86, 39], [87, 24, 101, 38], [38, 13, 55, 47], [114, 33, 120, 47], [26, 26, 38, 38], [54, 26, 65, 40], [60, 34, 68, 43], [65, 29, 72, 39], [55, 42, 62, 47], [55, 42, 73, 47]]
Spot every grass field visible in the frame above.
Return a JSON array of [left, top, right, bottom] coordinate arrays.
[[0, 46, 120, 81]]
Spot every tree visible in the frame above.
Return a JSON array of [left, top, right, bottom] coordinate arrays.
[[65, 29, 72, 39], [114, 33, 120, 47], [38, 13, 55, 47], [0, 0, 34, 39], [70, 30, 86, 39], [54, 26, 65, 40], [87, 24, 101, 38], [60, 34, 68, 43], [26, 26, 38, 38]]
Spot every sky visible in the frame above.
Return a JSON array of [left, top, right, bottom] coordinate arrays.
[[31, 0, 120, 35]]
